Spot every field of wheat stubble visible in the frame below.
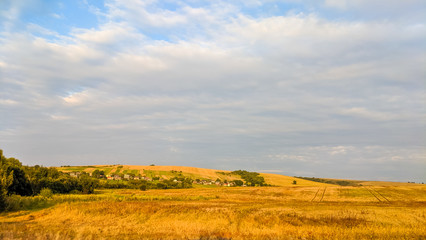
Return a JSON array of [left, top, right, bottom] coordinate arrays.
[[0, 184, 425, 240]]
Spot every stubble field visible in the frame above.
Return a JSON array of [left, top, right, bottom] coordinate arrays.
[[0, 184, 425, 239]]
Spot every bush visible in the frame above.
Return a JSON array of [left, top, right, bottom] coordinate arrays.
[[232, 180, 244, 186], [156, 182, 167, 189], [4, 195, 51, 211], [0, 192, 7, 212], [5, 195, 23, 211], [79, 175, 99, 194], [40, 188, 53, 199]]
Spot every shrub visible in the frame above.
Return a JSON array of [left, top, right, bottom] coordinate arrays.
[[232, 180, 244, 186], [5, 195, 23, 211], [40, 188, 53, 199], [156, 182, 167, 189]]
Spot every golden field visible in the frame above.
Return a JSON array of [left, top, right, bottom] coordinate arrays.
[[1, 184, 425, 239]]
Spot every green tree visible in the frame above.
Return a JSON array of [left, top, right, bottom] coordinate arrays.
[[0, 167, 13, 211], [232, 180, 244, 186], [79, 175, 99, 194], [0, 150, 13, 211], [0, 150, 32, 196], [92, 169, 100, 178], [231, 170, 267, 186], [6, 166, 32, 196]]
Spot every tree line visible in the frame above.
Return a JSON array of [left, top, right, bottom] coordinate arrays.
[[1, 150, 99, 211], [99, 176, 193, 190], [231, 170, 269, 186], [294, 176, 360, 186], [0, 150, 196, 211], [0, 150, 271, 211]]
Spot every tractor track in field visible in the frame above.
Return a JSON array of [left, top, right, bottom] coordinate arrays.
[[311, 187, 327, 202], [319, 187, 326, 202], [369, 187, 391, 203], [371, 188, 391, 203], [364, 187, 390, 203], [311, 188, 321, 202]]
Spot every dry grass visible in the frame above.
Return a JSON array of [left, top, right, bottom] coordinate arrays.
[[261, 173, 329, 187], [1, 185, 425, 239]]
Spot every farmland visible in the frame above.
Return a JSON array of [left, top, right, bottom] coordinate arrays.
[[1, 182, 425, 239]]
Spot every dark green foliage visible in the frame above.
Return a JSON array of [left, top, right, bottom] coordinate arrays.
[[100, 180, 129, 189], [6, 166, 32, 196], [295, 176, 360, 186], [156, 182, 167, 189], [0, 149, 104, 212], [79, 175, 99, 194], [1, 150, 32, 196], [216, 171, 231, 176], [26, 166, 81, 194], [91, 169, 105, 179], [98, 177, 193, 190], [1, 149, 197, 212], [0, 151, 9, 211], [0, 193, 6, 211], [39, 188, 53, 199], [231, 170, 268, 186], [232, 180, 244, 186], [3, 194, 53, 212]]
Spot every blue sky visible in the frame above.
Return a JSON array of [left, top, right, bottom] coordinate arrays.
[[1, 0, 425, 182]]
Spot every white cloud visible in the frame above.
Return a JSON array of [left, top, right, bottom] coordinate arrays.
[[340, 107, 397, 121], [62, 90, 91, 105], [106, 0, 188, 27], [169, 146, 179, 153], [329, 146, 354, 155], [71, 22, 145, 46], [0, 0, 424, 182], [50, 115, 71, 121], [0, 99, 18, 105], [324, 0, 347, 10]]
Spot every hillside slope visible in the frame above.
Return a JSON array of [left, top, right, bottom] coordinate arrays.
[[260, 173, 329, 186], [57, 165, 328, 186]]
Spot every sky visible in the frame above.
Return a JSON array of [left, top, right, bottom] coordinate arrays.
[[0, 0, 425, 182]]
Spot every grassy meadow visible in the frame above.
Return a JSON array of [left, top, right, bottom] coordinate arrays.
[[1, 183, 425, 239]]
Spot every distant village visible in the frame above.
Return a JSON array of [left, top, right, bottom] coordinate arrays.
[[68, 171, 241, 187]]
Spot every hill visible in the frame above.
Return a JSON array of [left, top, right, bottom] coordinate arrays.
[[57, 165, 419, 187], [57, 165, 329, 186]]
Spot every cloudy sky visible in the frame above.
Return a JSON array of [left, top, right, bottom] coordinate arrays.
[[1, 0, 425, 182]]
